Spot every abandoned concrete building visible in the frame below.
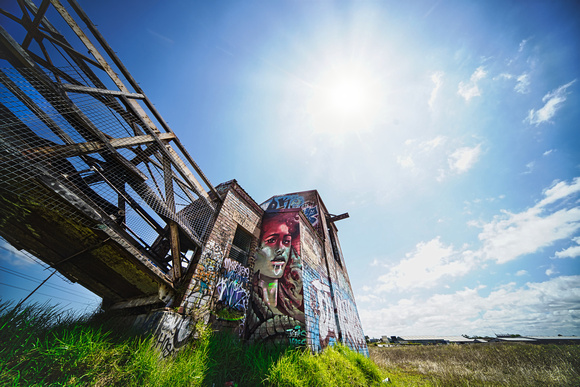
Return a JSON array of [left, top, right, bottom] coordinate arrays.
[[0, 0, 368, 357]]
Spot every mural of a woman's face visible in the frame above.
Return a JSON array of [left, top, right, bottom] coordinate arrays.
[[255, 219, 292, 279]]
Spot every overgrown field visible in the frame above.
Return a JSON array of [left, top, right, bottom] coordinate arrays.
[[2, 301, 579, 386], [370, 343, 580, 386]]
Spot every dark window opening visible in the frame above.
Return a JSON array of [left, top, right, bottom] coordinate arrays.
[[328, 226, 343, 268], [228, 226, 253, 265]]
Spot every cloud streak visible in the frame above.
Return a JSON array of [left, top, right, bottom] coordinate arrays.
[[554, 236, 580, 259], [458, 67, 487, 101], [429, 71, 444, 110], [526, 80, 576, 126], [448, 144, 482, 174]]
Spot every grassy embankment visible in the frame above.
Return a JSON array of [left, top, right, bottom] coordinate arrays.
[[0, 301, 382, 386], [1, 301, 579, 386]]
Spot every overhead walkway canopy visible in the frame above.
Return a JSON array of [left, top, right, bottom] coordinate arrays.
[[0, 0, 220, 309]]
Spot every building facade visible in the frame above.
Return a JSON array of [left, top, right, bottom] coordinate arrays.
[[175, 180, 368, 356]]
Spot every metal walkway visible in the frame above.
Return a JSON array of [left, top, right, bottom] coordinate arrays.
[[0, 0, 220, 309]]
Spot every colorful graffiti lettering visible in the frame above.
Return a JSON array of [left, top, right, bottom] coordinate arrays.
[[215, 258, 250, 311], [267, 194, 305, 211], [286, 325, 307, 346], [302, 204, 319, 227]]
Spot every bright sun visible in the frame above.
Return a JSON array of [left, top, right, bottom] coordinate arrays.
[[309, 68, 380, 134], [326, 78, 368, 116]]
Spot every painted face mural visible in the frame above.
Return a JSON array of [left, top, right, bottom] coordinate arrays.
[[247, 211, 305, 344], [255, 219, 292, 278]]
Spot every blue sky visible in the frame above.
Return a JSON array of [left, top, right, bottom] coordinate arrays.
[[1, 0, 579, 336]]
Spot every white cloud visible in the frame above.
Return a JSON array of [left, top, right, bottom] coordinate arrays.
[[543, 149, 554, 156], [545, 265, 558, 276], [495, 73, 513, 80], [514, 73, 531, 94], [376, 238, 477, 292], [554, 236, 580, 259], [538, 177, 580, 207], [523, 161, 534, 174], [518, 38, 530, 52], [396, 136, 446, 173], [448, 144, 482, 174], [360, 276, 580, 337], [515, 270, 528, 276], [477, 177, 580, 264], [458, 67, 487, 101], [429, 71, 444, 110], [419, 135, 446, 152], [396, 155, 415, 169], [372, 177, 580, 295], [0, 240, 36, 267], [526, 80, 577, 126]]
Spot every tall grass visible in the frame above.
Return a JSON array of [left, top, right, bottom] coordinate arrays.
[[7, 300, 576, 386], [267, 343, 383, 386], [0, 300, 383, 386], [370, 343, 580, 386]]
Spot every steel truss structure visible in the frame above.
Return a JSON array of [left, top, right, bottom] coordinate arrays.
[[0, 0, 221, 309]]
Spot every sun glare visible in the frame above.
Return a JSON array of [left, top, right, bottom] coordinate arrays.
[[309, 67, 381, 135], [327, 78, 368, 116]]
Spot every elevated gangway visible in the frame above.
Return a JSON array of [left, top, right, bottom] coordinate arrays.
[[0, 0, 221, 309]]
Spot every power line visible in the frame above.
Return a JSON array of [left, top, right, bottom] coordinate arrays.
[[0, 282, 99, 306], [0, 266, 96, 300]]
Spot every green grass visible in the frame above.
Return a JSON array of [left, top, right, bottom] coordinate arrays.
[[3, 300, 578, 386], [0, 300, 382, 386]]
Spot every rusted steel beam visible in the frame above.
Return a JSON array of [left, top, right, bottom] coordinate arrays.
[[27, 51, 147, 135], [327, 213, 350, 223], [20, 0, 147, 136], [49, 0, 216, 209], [143, 99, 222, 201], [118, 95, 214, 209], [168, 222, 181, 280], [91, 168, 165, 236]]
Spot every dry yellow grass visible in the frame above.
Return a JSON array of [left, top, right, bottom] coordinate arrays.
[[369, 343, 580, 386]]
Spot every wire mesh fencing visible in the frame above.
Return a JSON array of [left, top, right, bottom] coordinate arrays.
[[0, 66, 216, 275]]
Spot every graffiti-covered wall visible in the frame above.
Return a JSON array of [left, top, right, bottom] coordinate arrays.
[[259, 191, 368, 356], [181, 181, 261, 335], [246, 210, 306, 345], [158, 185, 366, 357], [261, 191, 321, 233]]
